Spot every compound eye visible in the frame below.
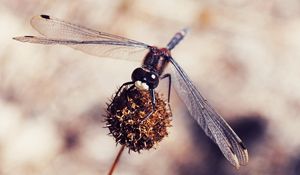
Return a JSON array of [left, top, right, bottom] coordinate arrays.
[[146, 73, 159, 89], [150, 74, 157, 80], [131, 68, 145, 82]]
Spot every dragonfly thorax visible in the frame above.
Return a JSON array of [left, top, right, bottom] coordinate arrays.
[[131, 67, 159, 90], [142, 47, 170, 76]]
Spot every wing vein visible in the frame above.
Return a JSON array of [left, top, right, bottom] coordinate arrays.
[[169, 57, 248, 168]]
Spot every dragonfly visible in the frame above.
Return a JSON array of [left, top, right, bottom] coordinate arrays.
[[13, 14, 249, 168]]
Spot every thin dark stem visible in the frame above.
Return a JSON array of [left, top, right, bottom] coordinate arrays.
[[108, 145, 125, 175]]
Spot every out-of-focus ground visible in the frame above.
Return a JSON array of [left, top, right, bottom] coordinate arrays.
[[1, 0, 300, 175]]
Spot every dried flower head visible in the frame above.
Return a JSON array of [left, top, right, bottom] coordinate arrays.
[[105, 85, 172, 152]]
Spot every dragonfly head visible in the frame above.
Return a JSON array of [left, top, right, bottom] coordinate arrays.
[[131, 67, 159, 90]]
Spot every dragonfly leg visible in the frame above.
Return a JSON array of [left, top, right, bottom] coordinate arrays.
[[108, 81, 134, 109], [160, 73, 172, 103], [141, 89, 156, 123], [160, 73, 172, 116]]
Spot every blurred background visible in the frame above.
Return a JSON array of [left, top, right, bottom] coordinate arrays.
[[1, 0, 300, 174]]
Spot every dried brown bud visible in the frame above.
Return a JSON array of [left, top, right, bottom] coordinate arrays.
[[105, 85, 172, 152]]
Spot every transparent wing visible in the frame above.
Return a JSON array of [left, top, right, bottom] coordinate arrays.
[[14, 15, 150, 61], [169, 57, 249, 168]]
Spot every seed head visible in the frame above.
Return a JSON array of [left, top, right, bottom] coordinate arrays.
[[105, 85, 172, 152]]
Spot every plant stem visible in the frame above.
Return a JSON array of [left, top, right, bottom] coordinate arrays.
[[108, 145, 125, 175]]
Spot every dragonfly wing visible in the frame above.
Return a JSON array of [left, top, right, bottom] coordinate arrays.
[[67, 43, 149, 60], [169, 57, 249, 168], [15, 15, 150, 61], [13, 35, 149, 59], [30, 15, 148, 44]]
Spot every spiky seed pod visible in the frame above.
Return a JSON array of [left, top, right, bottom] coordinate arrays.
[[105, 85, 172, 152]]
